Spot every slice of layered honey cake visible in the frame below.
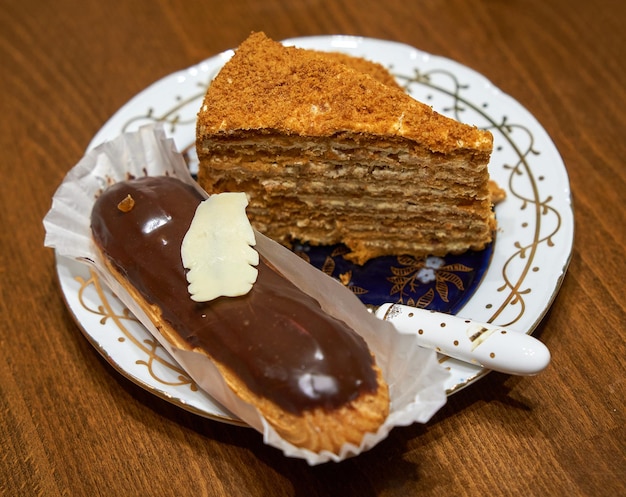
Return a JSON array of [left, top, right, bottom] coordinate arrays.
[[196, 32, 499, 264]]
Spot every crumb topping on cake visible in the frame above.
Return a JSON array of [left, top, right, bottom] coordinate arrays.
[[197, 32, 492, 155]]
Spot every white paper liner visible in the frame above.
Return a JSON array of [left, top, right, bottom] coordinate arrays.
[[43, 124, 449, 465]]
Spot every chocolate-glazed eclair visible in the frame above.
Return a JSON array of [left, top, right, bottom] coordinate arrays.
[[90, 176, 389, 453]]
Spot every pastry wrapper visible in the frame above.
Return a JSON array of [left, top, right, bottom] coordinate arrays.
[[43, 125, 449, 465]]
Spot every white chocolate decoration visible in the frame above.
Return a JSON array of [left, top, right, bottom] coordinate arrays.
[[376, 303, 551, 376], [181, 192, 259, 302]]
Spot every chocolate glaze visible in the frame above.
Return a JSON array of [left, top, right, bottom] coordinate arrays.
[[91, 176, 377, 413]]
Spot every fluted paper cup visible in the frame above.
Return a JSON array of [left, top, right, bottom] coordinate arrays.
[[43, 124, 449, 465]]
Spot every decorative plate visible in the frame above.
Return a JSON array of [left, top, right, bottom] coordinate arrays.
[[56, 35, 574, 424]]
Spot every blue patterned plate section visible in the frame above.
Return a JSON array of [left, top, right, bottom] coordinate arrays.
[[294, 242, 494, 314]]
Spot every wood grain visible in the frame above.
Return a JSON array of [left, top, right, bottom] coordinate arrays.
[[1, 0, 625, 495]]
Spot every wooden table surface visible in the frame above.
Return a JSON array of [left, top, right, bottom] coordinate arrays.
[[2, 0, 625, 495]]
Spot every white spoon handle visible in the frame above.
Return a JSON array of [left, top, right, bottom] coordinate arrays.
[[376, 303, 551, 376]]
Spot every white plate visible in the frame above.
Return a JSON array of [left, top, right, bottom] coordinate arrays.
[[57, 35, 574, 424]]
